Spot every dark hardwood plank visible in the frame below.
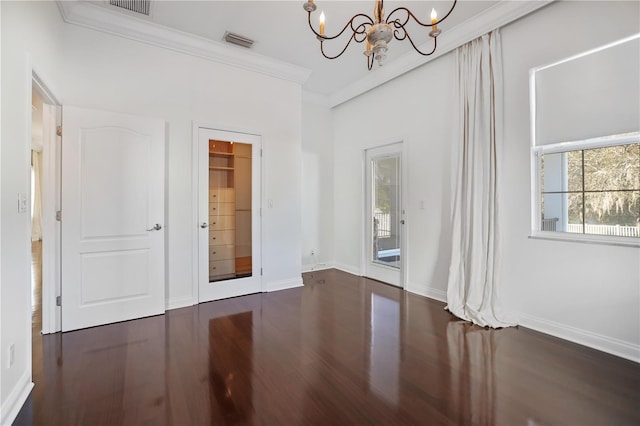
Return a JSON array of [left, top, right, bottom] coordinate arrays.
[[15, 268, 640, 425]]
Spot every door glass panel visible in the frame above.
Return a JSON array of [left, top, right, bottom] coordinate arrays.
[[209, 140, 252, 282], [371, 155, 401, 268]]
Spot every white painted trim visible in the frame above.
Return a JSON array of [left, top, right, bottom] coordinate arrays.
[[329, 0, 553, 108], [406, 283, 447, 303], [334, 262, 361, 276], [301, 262, 333, 273], [166, 296, 195, 311], [191, 122, 200, 307], [519, 313, 640, 363], [0, 372, 33, 426], [264, 277, 304, 293], [55, 1, 311, 85]]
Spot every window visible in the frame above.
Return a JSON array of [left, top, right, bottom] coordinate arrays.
[[530, 34, 640, 245], [535, 135, 640, 241]]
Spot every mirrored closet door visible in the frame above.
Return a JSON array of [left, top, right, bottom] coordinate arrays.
[[198, 128, 261, 302]]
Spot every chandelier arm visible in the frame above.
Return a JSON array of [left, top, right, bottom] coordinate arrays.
[[434, 0, 457, 26], [386, 0, 457, 27], [403, 30, 438, 56], [367, 53, 374, 71], [307, 11, 374, 41], [319, 34, 358, 60], [389, 20, 408, 41], [386, 8, 415, 28]]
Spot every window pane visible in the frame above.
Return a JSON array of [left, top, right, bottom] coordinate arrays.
[[372, 155, 401, 268], [585, 190, 639, 231], [584, 144, 640, 191], [541, 192, 583, 233], [542, 151, 582, 193]]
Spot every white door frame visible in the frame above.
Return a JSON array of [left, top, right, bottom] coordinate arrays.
[[362, 141, 407, 289], [32, 71, 62, 334], [191, 122, 263, 304]]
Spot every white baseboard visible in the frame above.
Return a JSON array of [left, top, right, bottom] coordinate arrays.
[[264, 277, 304, 292], [1, 371, 33, 426], [406, 282, 447, 303], [301, 262, 334, 273], [519, 313, 640, 363], [166, 295, 195, 311], [333, 262, 361, 276]]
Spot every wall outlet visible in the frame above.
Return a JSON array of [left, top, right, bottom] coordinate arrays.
[[310, 249, 316, 256], [8, 344, 15, 368], [17, 193, 28, 213]]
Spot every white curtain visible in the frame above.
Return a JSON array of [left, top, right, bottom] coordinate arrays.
[[31, 150, 43, 241], [445, 29, 515, 328]]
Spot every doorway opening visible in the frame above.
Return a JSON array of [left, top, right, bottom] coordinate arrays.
[[31, 73, 62, 338], [31, 87, 45, 340]]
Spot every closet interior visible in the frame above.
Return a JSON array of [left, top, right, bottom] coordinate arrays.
[[208, 139, 252, 282]]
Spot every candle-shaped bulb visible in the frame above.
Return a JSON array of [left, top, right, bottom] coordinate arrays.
[[430, 8, 437, 30], [319, 11, 325, 35]]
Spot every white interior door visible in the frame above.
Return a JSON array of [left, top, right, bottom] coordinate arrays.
[[364, 143, 405, 287], [61, 106, 165, 332], [198, 127, 261, 302]]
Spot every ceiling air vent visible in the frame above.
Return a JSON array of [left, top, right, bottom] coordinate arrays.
[[109, 0, 151, 16], [223, 31, 255, 49]]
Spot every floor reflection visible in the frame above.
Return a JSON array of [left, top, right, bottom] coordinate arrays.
[[446, 321, 498, 425], [369, 292, 400, 406], [208, 311, 253, 425]]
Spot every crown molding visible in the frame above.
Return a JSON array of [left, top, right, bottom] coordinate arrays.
[[55, 1, 312, 85], [328, 0, 554, 108]]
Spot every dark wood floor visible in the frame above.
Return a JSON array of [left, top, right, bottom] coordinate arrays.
[[15, 266, 640, 425]]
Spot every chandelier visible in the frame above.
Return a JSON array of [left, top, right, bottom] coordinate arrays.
[[303, 0, 457, 70]]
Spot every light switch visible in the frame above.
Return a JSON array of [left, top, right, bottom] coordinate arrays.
[[268, 199, 274, 208], [17, 193, 28, 213]]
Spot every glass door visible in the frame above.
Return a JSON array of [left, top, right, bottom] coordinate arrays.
[[198, 128, 261, 302], [365, 143, 404, 287]]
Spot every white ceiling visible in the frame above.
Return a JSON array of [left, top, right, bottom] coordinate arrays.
[[89, 0, 500, 95], [61, 1, 550, 105], [148, 1, 499, 95]]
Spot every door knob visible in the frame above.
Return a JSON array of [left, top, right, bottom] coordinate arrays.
[[146, 224, 162, 231], [200, 222, 209, 229]]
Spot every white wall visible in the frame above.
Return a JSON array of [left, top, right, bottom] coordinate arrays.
[[1, 2, 64, 422], [500, 0, 640, 360], [301, 97, 334, 270], [1, 1, 304, 422], [332, 52, 455, 298], [57, 19, 304, 300], [331, 0, 640, 360]]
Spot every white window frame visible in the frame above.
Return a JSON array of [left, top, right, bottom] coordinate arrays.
[[530, 132, 640, 247]]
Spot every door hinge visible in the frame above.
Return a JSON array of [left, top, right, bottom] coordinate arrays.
[[56, 296, 62, 306], [56, 210, 61, 221], [56, 126, 62, 137], [261, 268, 263, 276], [260, 149, 263, 157]]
